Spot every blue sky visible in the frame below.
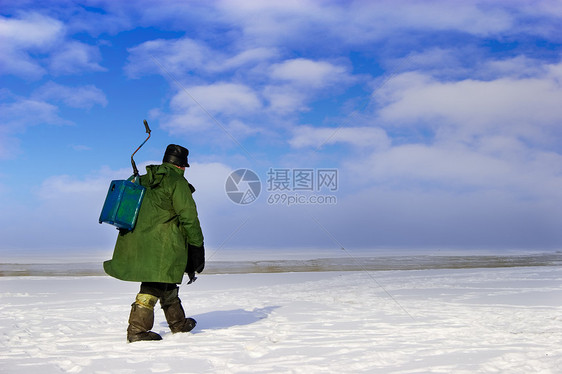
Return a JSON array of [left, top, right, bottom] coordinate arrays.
[[1, 0, 562, 259]]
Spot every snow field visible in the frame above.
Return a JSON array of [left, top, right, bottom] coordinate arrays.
[[1, 267, 561, 373]]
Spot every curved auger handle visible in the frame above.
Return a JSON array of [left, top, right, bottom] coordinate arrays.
[[131, 119, 152, 177]]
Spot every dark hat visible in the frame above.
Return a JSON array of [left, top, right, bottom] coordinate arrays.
[[163, 144, 189, 167]]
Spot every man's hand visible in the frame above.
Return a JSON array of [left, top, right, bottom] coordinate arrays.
[[186, 244, 205, 274]]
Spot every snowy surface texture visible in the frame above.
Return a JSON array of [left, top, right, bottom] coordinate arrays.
[[1, 267, 561, 373]]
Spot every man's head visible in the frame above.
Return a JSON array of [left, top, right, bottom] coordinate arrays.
[[163, 144, 189, 168]]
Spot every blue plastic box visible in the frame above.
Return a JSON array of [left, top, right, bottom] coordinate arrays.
[[99, 177, 146, 230]]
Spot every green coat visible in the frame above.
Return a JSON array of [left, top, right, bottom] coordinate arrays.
[[103, 163, 204, 284]]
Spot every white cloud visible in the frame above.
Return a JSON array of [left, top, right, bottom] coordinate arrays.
[[49, 41, 106, 74], [158, 83, 262, 135], [33, 82, 108, 109], [270, 58, 350, 88], [375, 62, 562, 145], [38, 174, 107, 200], [125, 36, 277, 79], [262, 85, 309, 114], [0, 97, 69, 161], [482, 55, 549, 79], [323, 131, 562, 249], [154, 108, 210, 135], [262, 58, 353, 114], [0, 12, 62, 47], [0, 97, 70, 133], [341, 135, 562, 203], [0, 13, 64, 78], [0, 12, 105, 79], [125, 37, 212, 78], [217, 0, 330, 46], [290, 125, 390, 149], [217, 0, 518, 49], [186, 161, 237, 211], [0, 84, 107, 158], [226, 119, 261, 138], [151, 57, 354, 135], [367, 143, 512, 187], [174, 83, 262, 114], [379, 1, 512, 36], [221, 47, 280, 71]]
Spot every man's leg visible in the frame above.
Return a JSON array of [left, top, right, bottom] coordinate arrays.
[[126, 291, 162, 343], [160, 286, 196, 333]]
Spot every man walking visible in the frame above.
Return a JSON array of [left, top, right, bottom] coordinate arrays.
[[104, 144, 205, 342]]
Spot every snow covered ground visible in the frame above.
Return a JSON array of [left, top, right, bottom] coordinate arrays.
[[1, 266, 561, 373]]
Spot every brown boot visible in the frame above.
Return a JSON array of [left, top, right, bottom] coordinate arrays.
[[160, 288, 196, 333], [127, 293, 163, 343]]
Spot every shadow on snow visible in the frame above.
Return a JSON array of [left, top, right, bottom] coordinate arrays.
[[158, 306, 280, 333]]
